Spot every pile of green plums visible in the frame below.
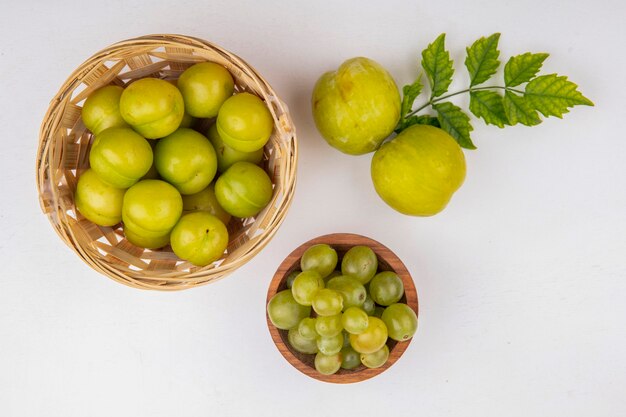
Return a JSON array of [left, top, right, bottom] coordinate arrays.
[[312, 57, 466, 216], [267, 243, 418, 376], [75, 62, 275, 266]]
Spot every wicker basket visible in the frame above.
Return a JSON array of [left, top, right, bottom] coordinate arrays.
[[36, 34, 297, 290]]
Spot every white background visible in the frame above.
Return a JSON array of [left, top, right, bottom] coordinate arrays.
[[1, 0, 624, 416]]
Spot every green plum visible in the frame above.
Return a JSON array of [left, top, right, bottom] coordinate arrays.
[[82, 85, 129, 135], [165, 79, 196, 128], [170, 212, 229, 266], [216, 92, 274, 152], [181, 183, 231, 225], [154, 128, 217, 195], [141, 140, 160, 180], [214, 162, 273, 218], [207, 124, 263, 173], [177, 62, 235, 118], [75, 169, 125, 226], [312, 57, 401, 155], [122, 180, 183, 237], [371, 124, 466, 216], [120, 78, 184, 139], [89, 127, 153, 189], [267, 289, 311, 330], [124, 226, 170, 249]]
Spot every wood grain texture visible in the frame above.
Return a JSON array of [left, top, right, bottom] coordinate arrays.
[[36, 34, 298, 290], [266, 233, 419, 384]]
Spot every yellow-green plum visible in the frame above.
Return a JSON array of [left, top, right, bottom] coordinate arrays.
[[371, 124, 466, 216], [89, 127, 153, 189], [181, 183, 231, 225], [82, 85, 129, 135], [216, 92, 274, 152], [177, 62, 235, 118], [154, 128, 217, 195], [207, 124, 263, 173], [120, 78, 184, 139], [141, 140, 160, 180], [165, 79, 196, 128], [214, 162, 273, 218], [75, 169, 125, 226], [124, 226, 170, 249], [170, 212, 229, 266], [122, 180, 183, 238], [312, 57, 401, 155]]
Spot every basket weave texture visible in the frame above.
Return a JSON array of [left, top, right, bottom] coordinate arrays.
[[36, 34, 297, 290]]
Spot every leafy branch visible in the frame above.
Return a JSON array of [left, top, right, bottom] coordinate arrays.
[[396, 33, 594, 149]]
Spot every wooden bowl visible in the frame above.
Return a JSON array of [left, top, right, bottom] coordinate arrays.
[[266, 233, 419, 383], [36, 34, 297, 290]]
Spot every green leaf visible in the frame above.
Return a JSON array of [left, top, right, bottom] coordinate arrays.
[[433, 102, 475, 149], [525, 74, 594, 118], [503, 91, 542, 126], [398, 115, 441, 132], [401, 75, 423, 119], [469, 90, 509, 128], [465, 33, 501, 87], [421, 34, 454, 98], [504, 52, 549, 87]]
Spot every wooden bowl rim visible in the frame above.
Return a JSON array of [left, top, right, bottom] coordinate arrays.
[[266, 232, 419, 383]]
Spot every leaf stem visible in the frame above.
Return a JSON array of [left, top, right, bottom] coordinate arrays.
[[405, 85, 524, 118]]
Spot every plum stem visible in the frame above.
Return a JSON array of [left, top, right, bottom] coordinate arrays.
[[405, 85, 525, 118]]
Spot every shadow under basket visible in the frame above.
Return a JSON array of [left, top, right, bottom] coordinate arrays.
[[266, 233, 419, 383], [36, 34, 297, 290]]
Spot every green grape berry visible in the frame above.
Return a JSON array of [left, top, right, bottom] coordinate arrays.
[[297, 317, 318, 340], [360, 344, 389, 369], [315, 314, 343, 337], [300, 244, 338, 278], [361, 295, 376, 315], [341, 245, 378, 284], [267, 289, 311, 330], [288, 327, 318, 354], [312, 289, 344, 316], [286, 269, 301, 289], [381, 303, 418, 342], [326, 275, 367, 309], [316, 333, 344, 356], [291, 270, 324, 306], [340, 345, 361, 370], [341, 307, 369, 335], [314, 352, 342, 376], [349, 317, 388, 354], [369, 271, 404, 306]]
